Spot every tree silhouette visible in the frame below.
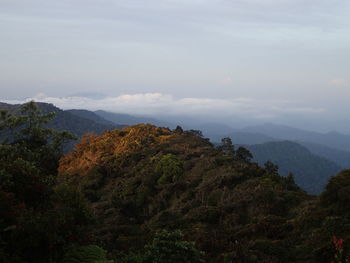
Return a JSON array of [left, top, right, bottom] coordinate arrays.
[[219, 137, 235, 156], [236, 146, 253, 162]]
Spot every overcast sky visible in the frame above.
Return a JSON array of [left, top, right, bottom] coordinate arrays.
[[1, 0, 350, 131]]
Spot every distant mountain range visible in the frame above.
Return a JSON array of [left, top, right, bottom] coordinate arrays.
[[241, 123, 350, 152], [299, 141, 350, 169], [209, 123, 350, 170], [94, 110, 174, 128], [66, 109, 117, 126]]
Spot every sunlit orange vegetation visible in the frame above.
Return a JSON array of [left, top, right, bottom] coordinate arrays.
[[58, 124, 180, 176]]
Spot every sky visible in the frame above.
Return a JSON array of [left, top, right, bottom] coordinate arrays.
[[1, 0, 350, 132]]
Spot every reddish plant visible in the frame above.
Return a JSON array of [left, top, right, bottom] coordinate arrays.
[[333, 236, 345, 250], [331, 236, 349, 263]]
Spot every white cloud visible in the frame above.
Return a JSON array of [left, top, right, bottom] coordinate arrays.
[[2, 93, 325, 120]]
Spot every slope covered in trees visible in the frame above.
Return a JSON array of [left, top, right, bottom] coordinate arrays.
[[300, 141, 350, 169], [247, 141, 342, 194], [95, 110, 174, 128], [2, 102, 350, 263], [0, 102, 121, 138], [0, 102, 124, 152], [67, 109, 119, 126], [58, 124, 350, 262]]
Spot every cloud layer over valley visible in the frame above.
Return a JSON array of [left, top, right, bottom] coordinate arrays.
[[4, 93, 331, 131]]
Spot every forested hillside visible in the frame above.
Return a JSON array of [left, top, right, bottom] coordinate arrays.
[[58, 125, 350, 262], [209, 129, 350, 178], [0, 102, 123, 151], [0, 102, 122, 137], [67, 109, 118, 126], [1, 102, 350, 263], [300, 141, 350, 169], [95, 110, 173, 128], [247, 141, 342, 194]]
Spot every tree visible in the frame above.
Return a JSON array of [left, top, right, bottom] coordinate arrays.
[[188, 129, 203, 137], [0, 101, 76, 204], [321, 169, 350, 213], [0, 101, 93, 263], [174, 125, 183, 133], [62, 245, 113, 263], [16, 101, 74, 153], [219, 137, 234, 156], [145, 230, 204, 263], [156, 154, 184, 185], [264, 161, 279, 175], [236, 146, 253, 162]]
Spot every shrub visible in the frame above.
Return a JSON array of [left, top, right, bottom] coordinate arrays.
[[156, 154, 184, 185], [145, 230, 204, 263], [62, 245, 113, 263]]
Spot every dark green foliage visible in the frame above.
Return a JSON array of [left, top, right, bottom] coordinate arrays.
[[62, 245, 112, 263], [287, 170, 350, 263], [174, 125, 183, 133], [321, 169, 350, 213], [218, 137, 234, 155], [2, 101, 75, 152], [7, 186, 93, 262], [0, 102, 95, 263], [236, 146, 253, 162], [0, 101, 74, 209], [115, 252, 146, 263], [264, 160, 279, 175], [187, 130, 203, 137], [145, 230, 204, 263], [115, 230, 203, 263], [156, 154, 184, 185]]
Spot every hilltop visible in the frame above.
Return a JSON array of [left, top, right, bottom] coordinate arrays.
[[58, 124, 325, 262]]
